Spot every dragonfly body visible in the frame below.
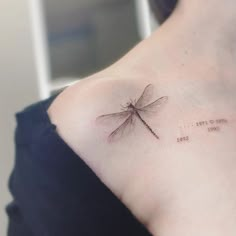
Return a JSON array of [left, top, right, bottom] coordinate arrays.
[[135, 109, 160, 139], [128, 103, 160, 139]]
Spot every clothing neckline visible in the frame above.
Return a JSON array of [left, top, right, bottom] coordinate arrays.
[[39, 87, 68, 130]]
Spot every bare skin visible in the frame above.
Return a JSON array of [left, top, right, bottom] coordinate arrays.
[[47, 0, 236, 235]]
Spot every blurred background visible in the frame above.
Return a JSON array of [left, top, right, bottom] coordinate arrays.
[[0, 0, 158, 235]]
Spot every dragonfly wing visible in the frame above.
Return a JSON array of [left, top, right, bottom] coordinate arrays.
[[96, 110, 130, 125], [138, 96, 169, 115], [135, 84, 154, 108], [108, 114, 135, 142]]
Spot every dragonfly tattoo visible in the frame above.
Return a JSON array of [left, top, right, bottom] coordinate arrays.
[[96, 84, 168, 142]]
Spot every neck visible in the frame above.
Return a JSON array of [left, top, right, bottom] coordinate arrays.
[[180, 0, 236, 20], [111, 0, 236, 81], [176, 0, 236, 40], [154, 0, 236, 58]]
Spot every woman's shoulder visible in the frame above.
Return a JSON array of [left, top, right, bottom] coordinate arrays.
[[48, 72, 143, 138], [46, 70, 160, 170], [47, 70, 152, 133]]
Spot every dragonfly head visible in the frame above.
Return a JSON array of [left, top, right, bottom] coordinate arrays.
[[121, 102, 130, 110], [121, 98, 135, 110], [127, 103, 135, 110]]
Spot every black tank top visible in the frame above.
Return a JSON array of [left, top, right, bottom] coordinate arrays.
[[6, 91, 151, 236]]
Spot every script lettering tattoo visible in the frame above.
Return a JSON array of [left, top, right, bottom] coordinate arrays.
[[96, 84, 169, 142]]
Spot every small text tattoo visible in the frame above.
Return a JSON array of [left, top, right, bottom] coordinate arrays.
[[196, 118, 228, 127], [177, 136, 189, 143], [176, 117, 232, 144], [208, 126, 220, 132], [195, 118, 227, 133]]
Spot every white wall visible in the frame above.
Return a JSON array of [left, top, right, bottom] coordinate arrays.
[[0, 0, 42, 235], [0, 0, 155, 235]]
